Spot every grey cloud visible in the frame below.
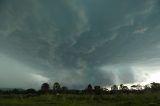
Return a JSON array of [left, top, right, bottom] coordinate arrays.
[[0, 0, 160, 89], [0, 53, 49, 89]]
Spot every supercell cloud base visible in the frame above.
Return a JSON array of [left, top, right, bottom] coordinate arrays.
[[0, 0, 160, 89]]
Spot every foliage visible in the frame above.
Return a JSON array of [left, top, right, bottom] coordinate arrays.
[[41, 83, 50, 92], [53, 82, 61, 93], [0, 82, 160, 105]]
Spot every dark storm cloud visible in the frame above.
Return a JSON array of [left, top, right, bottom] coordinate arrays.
[[0, 0, 160, 89]]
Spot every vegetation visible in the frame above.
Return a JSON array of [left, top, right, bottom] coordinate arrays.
[[0, 82, 160, 106]]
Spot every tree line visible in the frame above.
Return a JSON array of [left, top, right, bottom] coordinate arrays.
[[39, 82, 160, 94], [0, 82, 160, 95]]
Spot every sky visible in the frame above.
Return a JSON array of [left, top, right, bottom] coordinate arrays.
[[0, 0, 160, 89]]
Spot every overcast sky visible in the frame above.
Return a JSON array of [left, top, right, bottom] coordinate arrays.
[[0, 0, 160, 89]]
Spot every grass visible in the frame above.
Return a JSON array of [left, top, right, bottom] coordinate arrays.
[[0, 92, 160, 106]]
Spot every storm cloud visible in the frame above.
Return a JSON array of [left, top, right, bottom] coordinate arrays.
[[0, 0, 160, 89]]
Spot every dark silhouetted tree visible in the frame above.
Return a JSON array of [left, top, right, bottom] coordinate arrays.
[[119, 84, 129, 91], [151, 82, 160, 91], [119, 84, 124, 90], [111, 85, 118, 91], [53, 82, 61, 93], [94, 86, 101, 90], [85, 84, 93, 94], [122, 86, 129, 91], [94, 85, 101, 94], [131, 84, 142, 90], [87, 84, 93, 91], [41, 83, 50, 92], [131, 85, 137, 90], [102, 88, 109, 91], [144, 84, 151, 91], [137, 84, 142, 90]]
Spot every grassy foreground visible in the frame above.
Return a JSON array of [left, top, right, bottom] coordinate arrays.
[[0, 92, 160, 106]]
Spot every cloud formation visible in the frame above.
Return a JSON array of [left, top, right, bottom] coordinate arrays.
[[0, 0, 160, 89]]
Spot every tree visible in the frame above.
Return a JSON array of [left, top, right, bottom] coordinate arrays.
[[131, 85, 137, 90], [131, 84, 142, 90], [144, 84, 151, 91], [85, 84, 93, 94], [137, 84, 142, 90], [102, 88, 109, 91], [87, 84, 93, 91], [41, 83, 50, 92], [119, 84, 124, 90], [122, 86, 129, 91], [119, 84, 129, 91], [53, 82, 61, 92], [94, 85, 101, 94], [150, 82, 160, 91], [94, 86, 101, 90], [111, 85, 118, 91]]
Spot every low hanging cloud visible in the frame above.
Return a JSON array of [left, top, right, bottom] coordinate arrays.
[[0, 0, 160, 89], [0, 53, 49, 89]]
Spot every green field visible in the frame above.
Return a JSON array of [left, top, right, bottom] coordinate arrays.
[[0, 92, 160, 106]]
